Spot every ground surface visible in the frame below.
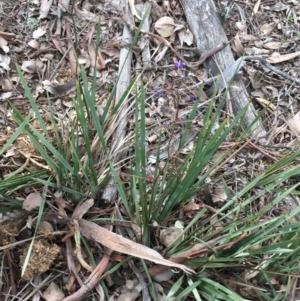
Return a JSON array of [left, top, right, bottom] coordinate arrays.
[[1, 0, 300, 300]]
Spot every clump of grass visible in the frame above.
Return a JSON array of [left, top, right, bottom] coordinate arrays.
[[2, 22, 300, 301]]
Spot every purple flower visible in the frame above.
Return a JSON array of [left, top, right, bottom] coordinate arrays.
[[174, 61, 185, 69], [189, 95, 196, 102]]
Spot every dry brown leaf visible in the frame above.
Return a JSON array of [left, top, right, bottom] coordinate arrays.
[[260, 22, 276, 35], [210, 215, 222, 230], [288, 111, 300, 136], [245, 47, 269, 55], [28, 40, 39, 49], [178, 28, 193, 46], [253, 0, 261, 14], [264, 41, 291, 50], [267, 51, 300, 63], [255, 97, 281, 113], [33, 27, 46, 39], [160, 221, 183, 247], [43, 77, 76, 95], [154, 16, 175, 38], [38, 221, 54, 235], [43, 282, 65, 301], [0, 54, 11, 71], [58, 0, 69, 12], [238, 34, 260, 41], [0, 31, 16, 40], [154, 45, 169, 63], [261, 85, 278, 98], [271, 2, 288, 11], [212, 187, 227, 203], [128, 0, 142, 20], [88, 44, 106, 71], [75, 5, 98, 21], [65, 21, 77, 75], [101, 47, 120, 57], [112, 279, 141, 301], [72, 198, 94, 220], [2, 78, 13, 92], [152, 283, 166, 301], [51, 38, 65, 55], [23, 192, 42, 211], [235, 21, 247, 32], [182, 200, 200, 212], [0, 36, 7, 48], [79, 219, 194, 273], [233, 33, 244, 56], [153, 269, 173, 282], [21, 60, 43, 74]]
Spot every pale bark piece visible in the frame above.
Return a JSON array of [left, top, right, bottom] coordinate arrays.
[[79, 219, 194, 273], [180, 0, 266, 140], [101, 1, 134, 202]]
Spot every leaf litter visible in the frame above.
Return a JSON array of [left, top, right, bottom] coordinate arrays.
[[0, 0, 300, 300]]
